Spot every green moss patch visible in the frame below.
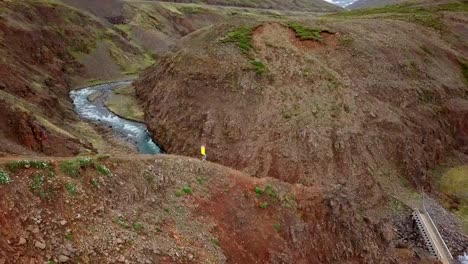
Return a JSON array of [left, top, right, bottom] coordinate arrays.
[[222, 26, 254, 54], [288, 22, 324, 42], [60, 158, 112, 178], [249, 59, 266, 76], [439, 166, 468, 232], [440, 166, 468, 201]]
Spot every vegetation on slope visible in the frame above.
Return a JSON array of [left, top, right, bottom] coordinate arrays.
[[157, 0, 343, 12], [222, 25, 269, 75], [288, 22, 326, 41], [330, 2, 468, 30], [439, 166, 468, 231], [338, 1, 468, 16], [222, 26, 254, 53]]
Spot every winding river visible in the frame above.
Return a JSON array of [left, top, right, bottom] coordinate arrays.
[[70, 81, 161, 154]]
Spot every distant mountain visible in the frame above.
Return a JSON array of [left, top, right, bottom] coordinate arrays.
[[348, 0, 402, 8], [348, 0, 462, 9], [156, 0, 343, 12], [324, 0, 359, 7]]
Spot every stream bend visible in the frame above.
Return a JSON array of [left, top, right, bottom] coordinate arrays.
[[70, 81, 161, 154]]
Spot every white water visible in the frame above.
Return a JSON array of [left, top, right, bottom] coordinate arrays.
[[70, 81, 161, 154], [460, 253, 468, 264]]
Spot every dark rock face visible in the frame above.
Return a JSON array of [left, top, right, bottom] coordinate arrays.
[[0, 101, 85, 156], [445, 98, 468, 155]]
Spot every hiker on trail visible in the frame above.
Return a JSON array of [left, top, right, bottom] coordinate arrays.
[[201, 145, 206, 161]]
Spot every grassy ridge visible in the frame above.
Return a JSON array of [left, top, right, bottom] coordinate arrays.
[[332, 2, 468, 17], [329, 2, 468, 30]]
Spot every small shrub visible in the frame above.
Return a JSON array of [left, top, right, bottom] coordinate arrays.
[[132, 222, 143, 232], [250, 59, 266, 76], [254, 186, 263, 196], [255, 185, 276, 198], [390, 198, 405, 212], [30, 173, 48, 198], [274, 223, 281, 232], [264, 185, 277, 198], [211, 238, 220, 247], [47, 169, 56, 177], [417, 88, 435, 104], [222, 26, 254, 54], [60, 158, 95, 178], [182, 186, 193, 195], [64, 232, 73, 241], [114, 217, 130, 229], [9, 160, 50, 172], [77, 157, 93, 167], [259, 202, 269, 209], [95, 164, 112, 177], [30, 174, 44, 190], [90, 178, 99, 189], [0, 170, 12, 184], [288, 22, 323, 42], [338, 35, 353, 46], [283, 195, 297, 209], [281, 107, 300, 119], [30, 161, 50, 169], [60, 160, 81, 178], [65, 182, 77, 197], [196, 177, 206, 185], [9, 160, 31, 171], [143, 171, 153, 183], [175, 186, 193, 196]]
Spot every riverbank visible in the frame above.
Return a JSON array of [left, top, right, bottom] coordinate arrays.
[[103, 84, 145, 123], [70, 81, 161, 154]]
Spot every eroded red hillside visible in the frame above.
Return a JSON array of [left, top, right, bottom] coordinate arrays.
[[0, 155, 435, 263]]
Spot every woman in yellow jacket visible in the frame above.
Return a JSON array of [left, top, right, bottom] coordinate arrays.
[[201, 145, 207, 161]]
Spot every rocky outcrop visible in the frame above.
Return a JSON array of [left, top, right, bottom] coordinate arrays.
[[0, 101, 86, 156]]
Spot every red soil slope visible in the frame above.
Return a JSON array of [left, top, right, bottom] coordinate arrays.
[[0, 155, 435, 263]]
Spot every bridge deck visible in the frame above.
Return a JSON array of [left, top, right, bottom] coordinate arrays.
[[413, 210, 453, 264]]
